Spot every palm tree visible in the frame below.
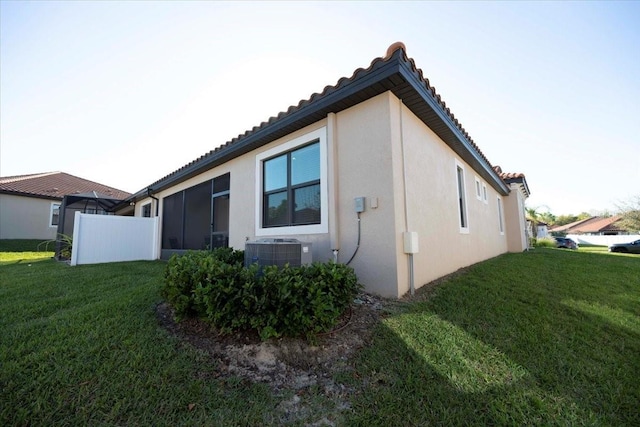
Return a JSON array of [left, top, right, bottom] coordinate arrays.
[[526, 207, 539, 240]]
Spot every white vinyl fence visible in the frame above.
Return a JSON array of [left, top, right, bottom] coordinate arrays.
[[566, 234, 640, 247], [70, 212, 159, 266]]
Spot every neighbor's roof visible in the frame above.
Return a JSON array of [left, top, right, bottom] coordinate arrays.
[[551, 216, 626, 234], [0, 172, 131, 200], [128, 42, 516, 201]]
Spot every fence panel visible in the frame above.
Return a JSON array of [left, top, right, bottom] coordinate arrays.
[[70, 212, 159, 266], [566, 234, 640, 247]]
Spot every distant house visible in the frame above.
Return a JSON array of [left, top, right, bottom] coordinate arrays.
[[0, 172, 130, 240], [116, 42, 532, 298], [550, 216, 628, 236]]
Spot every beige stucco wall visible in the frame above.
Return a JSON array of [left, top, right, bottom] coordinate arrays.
[[0, 194, 59, 240], [137, 90, 524, 297], [332, 94, 400, 296], [386, 95, 509, 296], [504, 183, 528, 252]]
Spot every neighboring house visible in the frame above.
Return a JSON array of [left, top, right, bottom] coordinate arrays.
[[118, 42, 531, 298], [0, 172, 131, 240], [550, 216, 629, 236]]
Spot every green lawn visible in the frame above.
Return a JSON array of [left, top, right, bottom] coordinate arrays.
[[0, 239, 54, 264], [1, 248, 638, 425]]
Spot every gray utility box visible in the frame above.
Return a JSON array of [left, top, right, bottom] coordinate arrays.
[[244, 238, 312, 268]]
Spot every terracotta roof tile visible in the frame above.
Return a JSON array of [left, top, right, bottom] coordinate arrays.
[[553, 216, 626, 234], [0, 172, 131, 200]]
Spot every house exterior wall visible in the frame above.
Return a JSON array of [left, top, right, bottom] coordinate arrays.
[[332, 93, 400, 296], [0, 194, 59, 240], [387, 95, 509, 296], [504, 184, 528, 252], [133, 91, 525, 297]]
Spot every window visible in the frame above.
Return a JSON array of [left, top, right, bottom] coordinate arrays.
[[263, 142, 320, 227], [475, 177, 482, 200], [142, 203, 151, 218], [256, 128, 328, 236], [497, 196, 504, 234], [455, 161, 469, 232], [482, 183, 488, 203], [50, 203, 61, 227]]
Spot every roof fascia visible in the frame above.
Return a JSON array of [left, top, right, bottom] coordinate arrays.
[[134, 50, 509, 199], [143, 60, 403, 196], [396, 60, 510, 195], [0, 190, 62, 201]]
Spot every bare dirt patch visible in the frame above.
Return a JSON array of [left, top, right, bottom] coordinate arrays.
[[155, 294, 385, 395]]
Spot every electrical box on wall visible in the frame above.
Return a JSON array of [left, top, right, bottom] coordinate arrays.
[[403, 231, 419, 254], [354, 197, 366, 213]]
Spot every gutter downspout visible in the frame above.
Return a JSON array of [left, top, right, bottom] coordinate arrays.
[[147, 188, 159, 217], [399, 99, 415, 296], [327, 113, 340, 262]]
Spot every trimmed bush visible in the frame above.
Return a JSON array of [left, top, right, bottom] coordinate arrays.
[[162, 249, 361, 340], [535, 237, 556, 248]]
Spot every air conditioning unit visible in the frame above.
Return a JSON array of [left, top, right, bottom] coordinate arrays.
[[244, 238, 312, 268]]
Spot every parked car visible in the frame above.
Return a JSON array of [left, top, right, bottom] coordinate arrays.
[[609, 239, 640, 254], [554, 237, 578, 249]]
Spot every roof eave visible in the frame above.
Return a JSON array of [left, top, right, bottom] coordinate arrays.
[[0, 189, 63, 201], [132, 48, 510, 198], [395, 59, 509, 195]]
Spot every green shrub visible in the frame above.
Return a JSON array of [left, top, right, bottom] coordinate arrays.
[[161, 250, 361, 340], [535, 237, 556, 248]]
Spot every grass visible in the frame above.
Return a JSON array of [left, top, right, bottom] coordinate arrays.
[[348, 249, 640, 426], [1, 248, 639, 425], [0, 239, 54, 264]]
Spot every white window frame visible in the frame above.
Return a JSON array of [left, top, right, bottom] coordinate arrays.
[[482, 183, 488, 204], [255, 127, 328, 236], [49, 202, 61, 227], [475, 177, 482, 200], [455, 160, 469, 234], [497, 196, 505, 235]]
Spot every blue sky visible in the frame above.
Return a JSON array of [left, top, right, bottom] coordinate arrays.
[[1, 1, 638, 215]]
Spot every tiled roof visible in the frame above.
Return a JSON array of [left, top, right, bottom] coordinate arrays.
[[0, 172, 131, 200], [132, 42, 514, 199], [549, 217, 593, 233], [494, 167, 530, 197], [552, 216, 626, 234]]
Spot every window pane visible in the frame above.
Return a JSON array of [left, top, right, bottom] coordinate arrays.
[[293, 184, 321, 224], [264, 155, 287, 192], [51, 204, 60, 226], [265, 191, 288, 226], [291, 142, 319, 185]]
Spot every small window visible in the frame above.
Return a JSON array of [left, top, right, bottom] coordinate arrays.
[[50, 203, 61, 227], [482, 183, 488, 203], [497, 196, 504, 234], [142, 203, 151, 218], [456, 162, 469, 232], [475, 177, 482, 200]]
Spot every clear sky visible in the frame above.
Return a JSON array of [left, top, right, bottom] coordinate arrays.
[[1, 1, 638, 215]]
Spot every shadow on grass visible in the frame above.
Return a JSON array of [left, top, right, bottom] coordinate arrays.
[[346, 250, 640, 426]]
